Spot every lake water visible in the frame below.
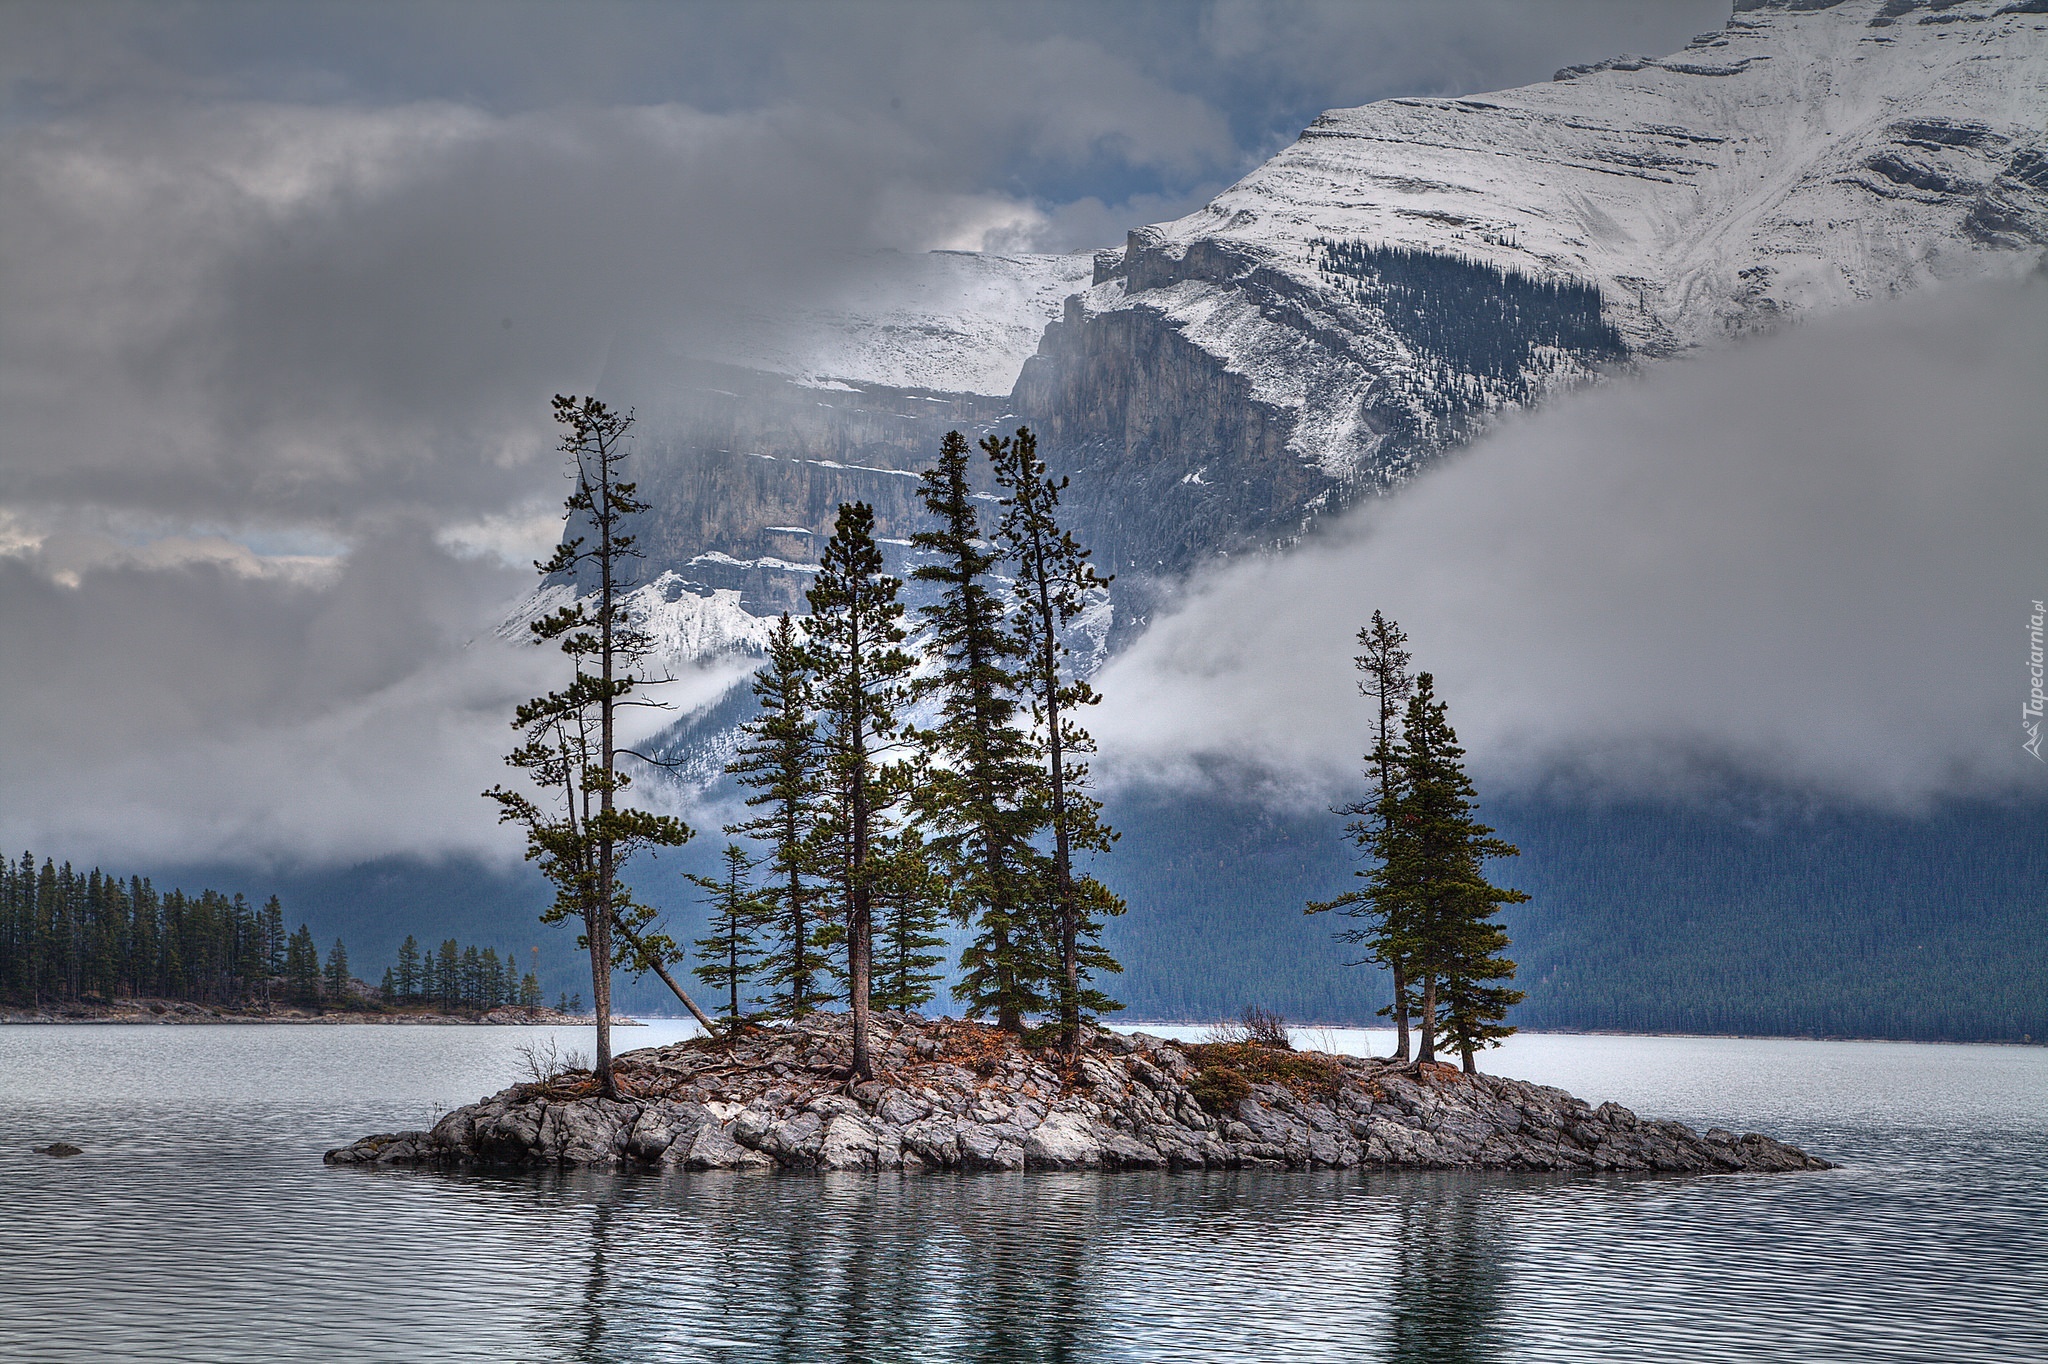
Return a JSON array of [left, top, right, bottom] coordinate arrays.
[[2, 1023, 2043, 1363]]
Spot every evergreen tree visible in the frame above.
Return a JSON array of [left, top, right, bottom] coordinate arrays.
[[379, 967, 397, 1002], [259, 895, 286, 1005], [520, 970, 543, 1009], [486, 395, 699, 1097], [725, 614, 831, 1020], [909, 430, 1049, 1030], [323, 939, 351, 1001], [804, 501, 914, 1080], [395, 935, 421, 1002], [284, 925, 319, 1006], [869, 830, 949, 1013], [480, 948, 505, 1007], [1375, 674, 1527, 1071], [1308, 611, 1419, 1061], [436, 939, 460, 1010], [986, 426, 1123, 1053], [689, 844, 774, 1025]]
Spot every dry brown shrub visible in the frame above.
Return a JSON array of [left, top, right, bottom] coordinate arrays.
[[1180, 1041, 1347, 1102]]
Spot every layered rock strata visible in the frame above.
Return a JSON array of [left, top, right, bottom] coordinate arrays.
[[325, 1015, 1829, 1175]]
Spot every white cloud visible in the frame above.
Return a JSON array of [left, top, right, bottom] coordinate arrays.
[[1095, 279, 2048, 811]]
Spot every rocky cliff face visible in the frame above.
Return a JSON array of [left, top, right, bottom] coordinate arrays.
[[583, 0, 2046, 668]]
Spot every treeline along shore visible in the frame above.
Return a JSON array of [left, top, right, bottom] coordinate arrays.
[[0, 851, 574, 1024]]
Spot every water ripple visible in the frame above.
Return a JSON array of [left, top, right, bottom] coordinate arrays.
[[2, 1025, 2042, 1362]]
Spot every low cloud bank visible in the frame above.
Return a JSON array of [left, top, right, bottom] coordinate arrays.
[[1094, 279, 2048, 810], [0, 531, 745, 867]]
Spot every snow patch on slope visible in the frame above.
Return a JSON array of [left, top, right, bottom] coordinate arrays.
[[499, 572, 775, 675], [712, 248, 1095, 395]]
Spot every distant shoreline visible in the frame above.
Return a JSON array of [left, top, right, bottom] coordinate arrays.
[[4, 1005, 2031, 1046], [0, 999, 641, 1027], [1110, 1021, 2045, 1048]]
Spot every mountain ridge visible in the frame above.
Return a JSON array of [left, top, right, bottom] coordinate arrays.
[[595, 0, 2045, 669]]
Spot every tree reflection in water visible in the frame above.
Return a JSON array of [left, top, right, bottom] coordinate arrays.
[[514, 1167, 1534, 1363], [1381, 1174, 1510, 1364]]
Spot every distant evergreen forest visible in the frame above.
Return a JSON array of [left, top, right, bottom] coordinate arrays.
[[1314, 237, 1627, 380], [19, 794, 2041, 1043], [1100, 792, 2048, 1044], [0, 853, 302, 1008], [0, 852, 544, 1015]]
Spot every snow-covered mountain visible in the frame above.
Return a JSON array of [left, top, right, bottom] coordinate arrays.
[[593, 0, 2047, 674], [1020, 0, 2047, 597]]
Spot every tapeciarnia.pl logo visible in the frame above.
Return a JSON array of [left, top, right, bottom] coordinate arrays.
[[2027, 599, 2045, 762]]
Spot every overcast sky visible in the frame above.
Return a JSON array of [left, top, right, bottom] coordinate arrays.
[[25, 0, 2032, 871]]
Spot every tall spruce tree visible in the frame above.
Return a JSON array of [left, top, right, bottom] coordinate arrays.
[[986, 426, 1123, 1053], [869, 830, 949, 1013], [436, 939, 460, 1009], [689, 844, 773, 1025], [1377, 673, 1527, 1071], [395, 935, 421, 1002], [910, 430, 1048, 1030], [323, 939, 351, 1001], [804, 501, 914, 1080], [725, 614, 830, 1020], [259, 895, 286, 1006], [284, 925, 319, 1006], [487, 395, 699, 1098], [1308, 611, 1419, 1061]]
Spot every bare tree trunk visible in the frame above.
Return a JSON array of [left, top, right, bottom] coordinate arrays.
[[849, 886, 872, 1079], [588, 906, 614, 1095], [610, 914, 719, 1034], [595, 421, 620, 1101], [1391, 958, 1411, 1063], [993, 916, 1021, 1033], [1417, 974, 1437, 1066], [1460, 1040, 1477, 1074], [1025, 511, 1079, 1056], [847, 636, 874, 1081]]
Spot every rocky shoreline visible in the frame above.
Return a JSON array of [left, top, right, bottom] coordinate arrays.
[[1, 999, 616, 1027], [326, 1013, 1831, 1174]]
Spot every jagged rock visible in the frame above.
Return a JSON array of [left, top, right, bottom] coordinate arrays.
[[682, 1120, 766, 1170], [324, 1014, 1832, 1177]]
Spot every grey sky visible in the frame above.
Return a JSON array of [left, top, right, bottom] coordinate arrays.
[[0, 1, 1789, 866]]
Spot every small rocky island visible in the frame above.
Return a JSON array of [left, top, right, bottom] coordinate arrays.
[[327, 1015, 1830, 1174]]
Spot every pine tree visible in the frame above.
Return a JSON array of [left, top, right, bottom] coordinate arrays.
[[284, 925, 319, 1006], [1308, 611, 1420, 1061], [689, 844, 773, 1025], [379, 967, 397, 1002], [986, 426, 1123, 1053], [395, 935, 421, 1002], [869, 830, 949, 1013], [486, 395, 699, 1097], [725, 614, 830, 1020], [436, 939, 460, 1010], [909, 430, 1049, 1029], [323, 939, 351, 1002], [1376, 674, 1527, 1071], [259, 896, 286, 1006], [804, 501, 915, 1080]]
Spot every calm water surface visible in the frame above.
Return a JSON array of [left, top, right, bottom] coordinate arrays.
[[2, 1023, 2043, 1363]]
